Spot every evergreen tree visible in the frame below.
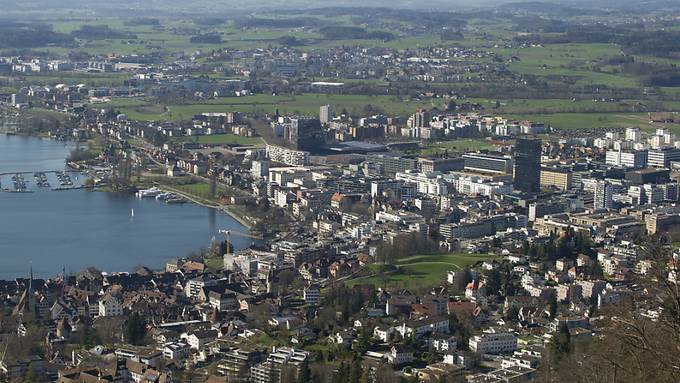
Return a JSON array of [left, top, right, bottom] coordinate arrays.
[[124, 312, 147, 345], [548, 294, 558, 318], [485, 268, 502, 296], [550, 323, 571, 360]]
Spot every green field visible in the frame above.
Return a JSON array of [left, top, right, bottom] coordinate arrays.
[[506, 112, 680, 132], [348, 253, 492, 290], [171, 134, 263, 146], [103, 94, 451, 120], [494, 43, 639, 88]]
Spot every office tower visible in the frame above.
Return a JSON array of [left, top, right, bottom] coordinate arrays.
[[288, 118, 325, 151], [513, 137, 542, 193]]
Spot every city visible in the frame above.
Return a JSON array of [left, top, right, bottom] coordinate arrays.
[[1, 1, 680, 383]]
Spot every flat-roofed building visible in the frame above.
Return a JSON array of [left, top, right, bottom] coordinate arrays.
[[540, 166, 573, 191], [462, 153, 513, 174]]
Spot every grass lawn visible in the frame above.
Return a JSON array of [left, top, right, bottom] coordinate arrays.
[[171, 134, 263, 146], [347, 253, 492, 290], [204, 257, 223, 271]]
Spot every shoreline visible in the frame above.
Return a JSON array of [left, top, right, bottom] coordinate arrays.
[[151, 183, 256, 230]]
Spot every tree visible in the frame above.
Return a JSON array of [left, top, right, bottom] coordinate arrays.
[[548, 294, 558, 318], [485, 269, 502, 296], [550, 323, 571, 360], [589, 260, 604, 278], [453, 268, 472, 293], [124, 312, 147, 345]]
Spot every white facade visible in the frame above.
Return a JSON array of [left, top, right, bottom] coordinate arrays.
[[395, 171, 448, 196], [469, 330, 518, 354], [605, 150, 647, 168], [444, 173, 512, 197], [266, 144, 309, 167], [98, 295, 123, 317]]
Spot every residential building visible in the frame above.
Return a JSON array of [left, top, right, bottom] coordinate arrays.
[[469, 329, 518, 354]]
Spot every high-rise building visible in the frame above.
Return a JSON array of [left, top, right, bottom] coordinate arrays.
[[320, 105, 334, 124], [625, 127, 641, 142], [288, 118, 325, 151], [408, 109, 429, 128], [513, 137, 542, 193], [594, 180, 613, 210]]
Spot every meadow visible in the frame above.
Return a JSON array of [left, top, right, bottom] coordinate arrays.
[[347, 253, 493, 290]]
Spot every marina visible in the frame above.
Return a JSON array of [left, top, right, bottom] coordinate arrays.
[[0, 132, 253, 279]]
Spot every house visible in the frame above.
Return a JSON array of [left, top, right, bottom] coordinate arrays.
[[430, 333, 457, 353], [414, 363, 465, 383], [398, 316, 449, 339], [208, 291, 238, 312], [388, 345, 414, 366], [331, 331, 356, 347], [186, 329, 219, 350], [126, 359, 171, 383], [98, 294, 123, 317], [386, 292, 417, 315], [465, 280, 486, 301], [163, 342, 191, 360], [373, 324, 394, 342]]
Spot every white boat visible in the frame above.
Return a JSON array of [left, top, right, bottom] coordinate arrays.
[[137, 187, 162, 198], [131, 208, 135, 218], [155, 192, 176, 201]]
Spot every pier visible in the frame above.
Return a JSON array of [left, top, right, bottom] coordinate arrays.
[[0, 170, 86, 193]]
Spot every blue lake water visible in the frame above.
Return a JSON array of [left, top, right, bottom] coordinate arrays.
[[0, 134, 252, 279]]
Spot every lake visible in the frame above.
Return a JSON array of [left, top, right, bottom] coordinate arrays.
[[0, 134, 253, 279]]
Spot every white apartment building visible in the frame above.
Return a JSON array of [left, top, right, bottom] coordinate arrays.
[[625, 127, 641, 142], [395, 171, 448, 196], [266, 144, 309, 166], [444, 173, 513, 197], [469, 329, 518, 354], [605, 150, 647, 168]]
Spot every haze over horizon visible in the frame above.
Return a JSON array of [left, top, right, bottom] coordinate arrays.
[[0, 0, 677, 15]]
